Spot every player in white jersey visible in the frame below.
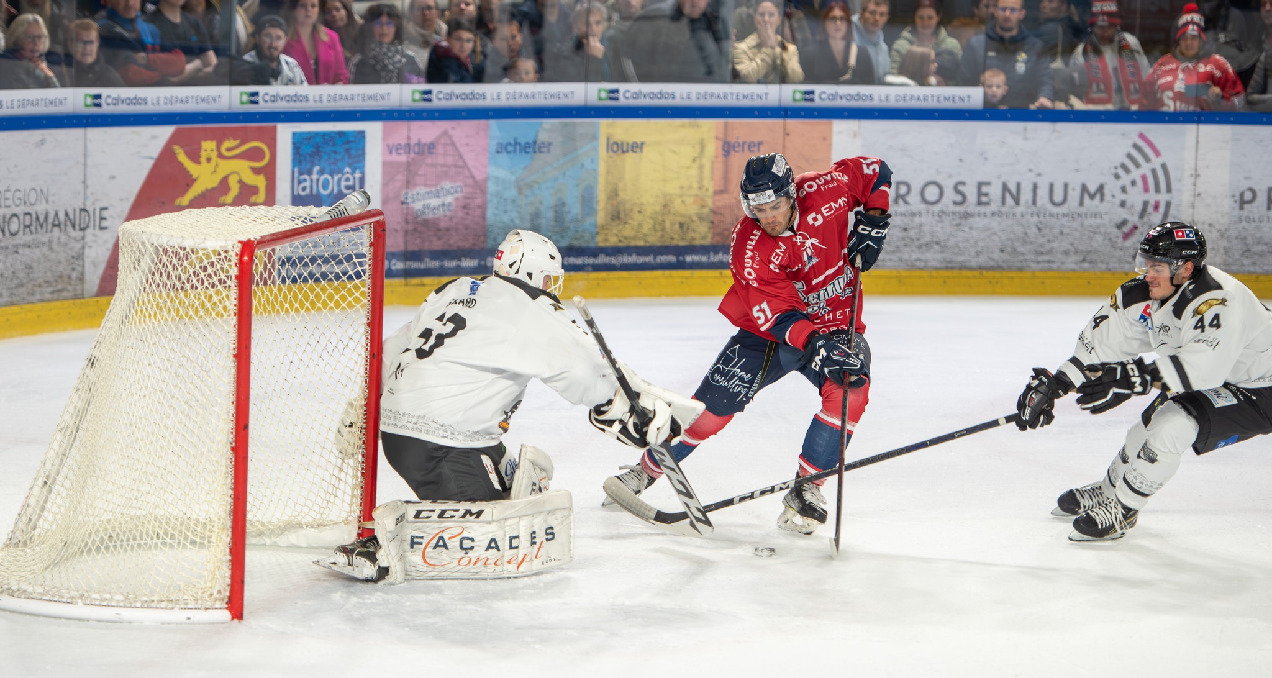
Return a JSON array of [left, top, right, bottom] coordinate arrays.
[[323, 230, 699, 579], [1015, 222, 1272, 541]]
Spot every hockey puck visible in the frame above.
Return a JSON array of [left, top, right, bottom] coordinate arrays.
[[753, 546, 777, 558]]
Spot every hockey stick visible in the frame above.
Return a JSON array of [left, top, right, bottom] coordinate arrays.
[[571, 296, 714, 536], [604, 414, 1019, 535], [830, 256, 864, 558]]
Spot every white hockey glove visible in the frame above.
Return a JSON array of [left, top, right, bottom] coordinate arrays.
[[589, 363, 706, 449], [590, 390, 675, 449], [1075, 358, 1161, 414]]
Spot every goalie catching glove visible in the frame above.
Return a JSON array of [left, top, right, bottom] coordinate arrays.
[[1076, 358, 1160, 414], [847, 210, 891, 272], [1015, 367, 1074, 431], [801, 331, 868, 387], [589, 362, 705, 449]]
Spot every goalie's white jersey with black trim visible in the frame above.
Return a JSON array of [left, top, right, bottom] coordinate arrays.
[[1056, 266, 1272, 394], [380, 275, 617, 448]]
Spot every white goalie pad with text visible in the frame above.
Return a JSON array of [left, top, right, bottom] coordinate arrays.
[[373, 490, 574, 582]]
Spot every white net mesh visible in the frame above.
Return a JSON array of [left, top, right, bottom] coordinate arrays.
[[0, 206, 380, 615]]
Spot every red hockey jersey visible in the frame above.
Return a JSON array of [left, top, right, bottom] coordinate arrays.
[[718, 156, 892, 349], [1148, 53, 1245, 111]]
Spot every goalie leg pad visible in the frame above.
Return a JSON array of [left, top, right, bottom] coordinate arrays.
[[373, 491, 574, 583], [508, 444, 554, 499]]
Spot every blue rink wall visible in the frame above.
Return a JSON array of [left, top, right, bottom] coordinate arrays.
[[1, 105, 1270, 337]]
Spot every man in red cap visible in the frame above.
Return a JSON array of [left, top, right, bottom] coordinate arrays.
[[1063, 0, 1151, 109], [1146, 3, 1246, 110]]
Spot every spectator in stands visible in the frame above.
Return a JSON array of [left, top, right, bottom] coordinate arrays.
[[98, 0, 188, 85], [426, 15, 476, 81], [610, 0, 728, 82], [1246, 0, 1272, 110], [505, 53, 535, 80], [404, 0, 445, 71], [889, 0, 960, 83], [960, 0, 1053, 107], [242, 13, 307, 83], [853, 0, 890, 83], [480, 10, 523, 81], [18, 0, 66, 50], [1147, 3, 1245, 110], [603, 0, 642, 44], [980, 65, 1008, 105], [1, 13, 58, 86], [145, 0, 219, 84], [1196, 0, 1262, 84], [320, 0, 360, 67], [516, 0, 568, 71], [541, 0, 606, 81], [948, 0, 993, 46], [733, 0, 801, 83], [60, 17, 125, 86], [448, 0, 478, 23], [801, 0, 876, 83], [889, 44, 941, 83], [1033, 0, 1085, 71], [1061, 0, 1148, 109], [283, 0, 347, 82], [348, 2, 424, 83], [183, 0, 254, 57]]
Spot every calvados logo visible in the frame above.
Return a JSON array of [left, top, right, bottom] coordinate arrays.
[[411, 89, 433, 103], [597, 87, 619, 101], [792, 89, 815, 103], [240, 91, 260, 105], [83, 93, 102, 108], [171, 139, 271, 206]]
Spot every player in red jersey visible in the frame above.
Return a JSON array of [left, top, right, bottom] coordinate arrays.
[[602, 152, 893, 535]]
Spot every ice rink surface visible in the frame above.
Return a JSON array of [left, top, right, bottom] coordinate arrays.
[[1, 295, 1270, 677]]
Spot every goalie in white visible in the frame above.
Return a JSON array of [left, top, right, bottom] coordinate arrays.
[[320, 230, 701, 581]]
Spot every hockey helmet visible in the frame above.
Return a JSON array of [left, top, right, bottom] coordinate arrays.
[[494, 229, 565, 295], [739, 153, 796, 219], [1135, 222, 1206, 278]]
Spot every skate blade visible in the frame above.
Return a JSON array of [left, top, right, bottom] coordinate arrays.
[[1067, 529, 1127, 542], [776, 508, 820, 536], [313, 557, 384, 581], [1051, 506, 1077, 517]]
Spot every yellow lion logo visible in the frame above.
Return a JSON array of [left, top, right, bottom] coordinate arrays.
[[172, 139, 271, 206]]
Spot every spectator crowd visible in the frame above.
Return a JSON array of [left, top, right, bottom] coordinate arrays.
[[0, 0, 1268, 110]]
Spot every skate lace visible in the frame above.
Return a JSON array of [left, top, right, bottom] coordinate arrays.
[[615, 465, 651, 492], [1073, 483, 1106, 512], [800, 483, 826, 507], [1087, 498, 1130, 530]]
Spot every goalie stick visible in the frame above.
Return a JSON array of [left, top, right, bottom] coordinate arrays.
[[572, 296, 714, 537], [604, 414, 1019, 535]]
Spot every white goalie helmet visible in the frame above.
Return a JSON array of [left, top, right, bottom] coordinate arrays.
[[493, 229, 565, 296]]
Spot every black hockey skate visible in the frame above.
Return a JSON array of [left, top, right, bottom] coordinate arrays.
[[1069, 496, 1139, 542], [777, 482, 827, 535], [601, 464, 656, 508], [315, 534, 388, 581], [1052, 481, 1109, 517]]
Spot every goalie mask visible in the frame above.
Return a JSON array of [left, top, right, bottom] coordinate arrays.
[[494, 229, 565, 296], [1135, 222, 1206, 279], [739, 153, 796, 220]]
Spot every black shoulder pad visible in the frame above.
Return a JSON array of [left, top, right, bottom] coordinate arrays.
[[1116, 277, 1151, 309], [1171, 267, 1222, 320], [431, 277, 462, 296], [494, 273, 557, 302]]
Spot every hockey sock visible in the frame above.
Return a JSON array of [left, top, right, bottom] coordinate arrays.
[[640, 409, 733, 478], [797, 379, 869, 484]]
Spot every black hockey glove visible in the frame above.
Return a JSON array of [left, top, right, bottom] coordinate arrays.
[[847, 211, 891, 272], [1075, 358, 1161, 414], [1015, 367, 1074, 431], [801, 332, 867, 387]]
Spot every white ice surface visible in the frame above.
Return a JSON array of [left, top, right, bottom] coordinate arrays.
[[1, 296, 1270, 677]]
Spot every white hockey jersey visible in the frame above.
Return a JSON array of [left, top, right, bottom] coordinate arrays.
[[380, 275, 618, 447], [1056, 266, 1272, 394]]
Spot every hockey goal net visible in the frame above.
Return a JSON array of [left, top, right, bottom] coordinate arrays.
[[0, 205, 386, 623]]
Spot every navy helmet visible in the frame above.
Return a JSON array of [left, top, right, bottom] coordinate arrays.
[[739, 153, 796, 218]]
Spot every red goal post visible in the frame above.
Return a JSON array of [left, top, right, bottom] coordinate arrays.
[[0, 205, 386, 623]]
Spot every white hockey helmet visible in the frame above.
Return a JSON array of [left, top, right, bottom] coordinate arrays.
[[493, 229, 565, 296]]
